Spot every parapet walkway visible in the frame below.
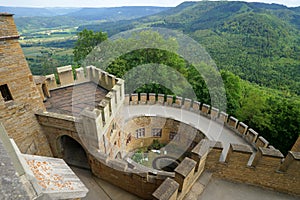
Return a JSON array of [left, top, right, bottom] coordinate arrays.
[[122, 104, 251, 160]]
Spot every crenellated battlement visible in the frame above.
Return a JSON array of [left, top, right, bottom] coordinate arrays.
[[35, 65, 300, 199], [153, 139, 300, 199], [125, 93, 273, 151]]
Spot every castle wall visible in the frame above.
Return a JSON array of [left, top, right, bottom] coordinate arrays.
[[205, 144, 300, 195], [124, 116, 205, 153], [37, 94, 300, 199], [36, 112, 167, 199], [0, 14, 52, 156], [123, 94, 300, 198]]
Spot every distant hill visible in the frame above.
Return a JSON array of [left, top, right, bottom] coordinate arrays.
[[0, 7, 80, 17], [65, 6, 171, 21], [13, 6, 171, 32], [78, 1, 300, 95], [1, 6, 170, 19]]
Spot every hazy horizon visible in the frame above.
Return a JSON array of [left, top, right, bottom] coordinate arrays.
[[1, 0, 300, 8]]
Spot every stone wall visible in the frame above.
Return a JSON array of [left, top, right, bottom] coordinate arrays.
[[0, 14, 52, 156], [203, 143, 300, 196], [42, 65, 126, 159], [36, 112, 171, 199], [36, 93, 300, 199], [152, 139, 300, 199], [124, 93, 300, 198], [125, 93, 272, 151], [124, 116, 205, 153]]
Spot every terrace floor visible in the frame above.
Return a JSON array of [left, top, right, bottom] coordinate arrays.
[[44, 82, 108, 116]]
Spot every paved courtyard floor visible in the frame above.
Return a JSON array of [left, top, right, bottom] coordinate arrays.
[[197, 179, 299, 200], [71, 166, 141, 200]]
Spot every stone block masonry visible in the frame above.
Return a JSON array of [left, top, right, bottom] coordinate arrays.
[[0, 14, 52, 156]]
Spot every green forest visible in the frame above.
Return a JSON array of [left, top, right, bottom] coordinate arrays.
[[17, 1, 300, 154]]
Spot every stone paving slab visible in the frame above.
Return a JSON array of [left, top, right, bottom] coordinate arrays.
[[197, 179, 299, 200], [71, 167, 142, 200]]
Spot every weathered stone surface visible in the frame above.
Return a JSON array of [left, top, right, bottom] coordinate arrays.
[[44, 82, 108, 116], [231, 144, 253, 154], [228, 116, 238, 128], [57, 65, 74, 86], [290, 151, 300, 160], [291, 136, 300, 152], [0, 129, 30, 200], [152, 178, 179, 200], [175, 157, 196, 178], [256, 136, 269, 148], [45, 74, 57, 90], [0, 14, 52, 156], [201, 104, 210, 114], [210, 107, 219, 119], [237, 122, 248, 135], [246, 128, 259, 144], [219, 111, 228, 123], [259, 147, 284, 158]]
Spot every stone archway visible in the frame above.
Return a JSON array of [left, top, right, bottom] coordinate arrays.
[[59, 135, 90, 169]]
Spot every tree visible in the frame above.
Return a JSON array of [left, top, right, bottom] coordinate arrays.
[[73, 29, 108, 65], [221, 70, 242, 114]]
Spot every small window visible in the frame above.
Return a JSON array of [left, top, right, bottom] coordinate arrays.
[[126, 133, 132, 145], [136, 128, 145, 138], [151, 128, 162, 137], [0, 84, 13, 101]]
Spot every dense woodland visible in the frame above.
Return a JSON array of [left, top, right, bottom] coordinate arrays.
[[14, 1, 300, 154]]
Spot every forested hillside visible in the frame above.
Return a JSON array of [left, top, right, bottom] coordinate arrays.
[[79, 1, 300, 95]]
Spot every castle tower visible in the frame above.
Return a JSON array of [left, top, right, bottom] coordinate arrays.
[[0, 13, 52, 156]]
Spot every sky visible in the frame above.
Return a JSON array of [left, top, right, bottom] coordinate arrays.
[[1, 0, 300, 8]]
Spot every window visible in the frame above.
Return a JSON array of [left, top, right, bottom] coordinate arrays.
[[151, 128, 162, 137], [0, 84, 13, 101], [136, 128, 145, 138], [126, 133, 132, 145], [169, 132, 180, 141]]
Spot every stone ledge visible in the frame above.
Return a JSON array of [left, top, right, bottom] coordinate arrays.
[[290, 151, 300, 160], [192, 139, 211, 157], [259, 147, 284, 158], [36, 111, 77, 122], [0, 13, 13, 16], [175, 157, 196, 178], [231, 144, 253, 154], [57, 65, 72, 73], [0, 35, 20, 41], [152, 178, 179, 200]]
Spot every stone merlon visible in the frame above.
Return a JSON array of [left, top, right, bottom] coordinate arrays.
[[231, 144, 253, 154], [259, 147, 284, 158], [152, 178, 179, 200], [175, 157, 197, 178]]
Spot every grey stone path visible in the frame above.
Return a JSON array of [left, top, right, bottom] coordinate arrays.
[[71, 166, 141, 200], [197, 179, 299, 200]]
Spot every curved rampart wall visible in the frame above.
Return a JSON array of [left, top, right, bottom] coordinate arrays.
[[39, 66, 300, 199], [124, 93, 271, 150], [37, 103, 300, 199], [124, 116, 205, 153]]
